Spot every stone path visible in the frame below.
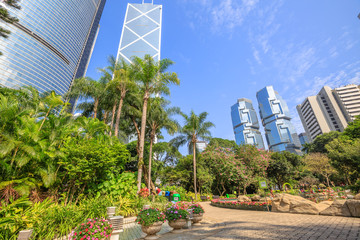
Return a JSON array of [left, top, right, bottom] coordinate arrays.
[[157, 202, 360, 240]]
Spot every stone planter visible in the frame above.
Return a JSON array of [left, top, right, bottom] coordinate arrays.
[[141, 221, 163, 240], [168, 219, 186, 233], [192, 213, 203, 226]]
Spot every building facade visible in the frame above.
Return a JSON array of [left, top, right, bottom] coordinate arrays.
[[0, 0, 106, 95], [231, 98, 265, 149], [256, 86, 302, 154], [298, 132, 309, 146], [116, 2, 162, 64], [333, 84, 360, 122], [296, 85, 358, 142]]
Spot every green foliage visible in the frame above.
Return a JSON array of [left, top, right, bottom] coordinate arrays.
[[267, 151, 303, 190], [136, 208, 165, 226], [208, 137, 238, 150], [343, 115, 360, 139], [305, 131, 341, 153], [96, 172, 138, 199]]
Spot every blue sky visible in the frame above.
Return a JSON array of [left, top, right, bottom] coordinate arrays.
[[86, 0, 360, 150]]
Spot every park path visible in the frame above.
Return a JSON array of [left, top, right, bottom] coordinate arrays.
[[158, 202, 360, 240]]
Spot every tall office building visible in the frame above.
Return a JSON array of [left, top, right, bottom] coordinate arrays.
[[231, 98, 265, 149], [256, 86, 302, 154], [333, 84, 360, 122], [116, 2, 162, 64], [296, 85, 356, 142], [0, 0, 106, 95], [298, 133, 309, 146]]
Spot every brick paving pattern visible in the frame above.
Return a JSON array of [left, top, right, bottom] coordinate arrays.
[[157, 202, 360, 240]]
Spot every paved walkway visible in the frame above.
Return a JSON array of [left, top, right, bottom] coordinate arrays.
[[157, 202, 360, 240]]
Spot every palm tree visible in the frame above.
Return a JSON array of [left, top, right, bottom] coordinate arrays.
[[146, 98, 179, 193], [131, 55, 180, 192], [100, 56, 135, 137], [38, 91, 64, 131], [0, 0, 21, 55], [171, 111, 214, 199]]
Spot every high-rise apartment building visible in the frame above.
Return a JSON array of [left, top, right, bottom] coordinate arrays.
[[296, 85, 359, 142], [116, 2, 162, 64], [333, 84, 360, 122], [231, 98, 265, 149], [256, 86, 302, 154], [0, 0, 106, 95]]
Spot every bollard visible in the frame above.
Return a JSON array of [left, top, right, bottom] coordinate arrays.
[[107, 207, 116, 218], [18, 229, 33, 240]]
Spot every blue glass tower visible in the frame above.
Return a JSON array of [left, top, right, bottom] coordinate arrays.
[[116, 2, 162, 64], [0, 0, 106, 95], [231, 98, 265, 149], [256, 86, 302, 154]]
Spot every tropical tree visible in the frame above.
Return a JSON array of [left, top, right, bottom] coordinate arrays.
[[146, 98, 179, 193], [131, 55, 180, 192], [171, 111, 214, 198], [38, 91, 64, 131], [304, 153, 337, 187], [0, 0, 21, 55]]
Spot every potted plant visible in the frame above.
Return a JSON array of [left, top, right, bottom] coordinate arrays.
[[191, 204, 205, 225], [69, 217, 113, 240], [136, 208, 165, 239], [164, 205, 189, 232]]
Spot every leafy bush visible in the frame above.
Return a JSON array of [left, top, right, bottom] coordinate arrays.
[[139, 188, 150, 198], [136, 208, 165, 226], [70, 218, 113, 240], [96, 172, 138, 199], [164, 205, 188, 221]]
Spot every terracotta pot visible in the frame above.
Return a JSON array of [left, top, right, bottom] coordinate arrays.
[[192, 213, 203, 225], [169, 218, 186, 233], [141, 221, 163, 240]]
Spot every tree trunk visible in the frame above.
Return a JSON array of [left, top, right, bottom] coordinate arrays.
[[148, 133, 155, 194], [325, 175, 330, 187], [103, 111, 108, 123], [39, 107, 52, 131], [193, 140, 197, 200], [93, 98, 99, 119], [137, 92, 149, 192], [114, 91, 126, 137], [143, 165, 157, 196], [109, 102, 117, 136]]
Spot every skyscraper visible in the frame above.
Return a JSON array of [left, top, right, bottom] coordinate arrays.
[[298, 133, 309, 146], [231, 98, 265, 149], [116, 2, 162, 64], [256, 86, 302, 154], [0, 0, 106, 95], [297, 84, 359, 142]]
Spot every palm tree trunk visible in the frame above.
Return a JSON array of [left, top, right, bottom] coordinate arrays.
[[193, 140, 197, 200], [148, 134, 155, 194], [137, 92, 149, 192], [93, 98, 99, 119], [114, 95, 125, 137], [103, 111, 108, 123], [109, 102, 117, 136], [39, 107, 52, 131]]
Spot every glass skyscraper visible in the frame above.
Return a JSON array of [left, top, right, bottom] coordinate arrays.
[[116, 2, 162, 64], [0, 0, 106, 95], [231, 98, 265, 149], [256, 86, 302, 155]]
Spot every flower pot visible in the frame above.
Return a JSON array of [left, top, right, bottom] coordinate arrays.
[[192, 213, 203, 226], [168, 219, 186, 233], [141, 221, 163, 240]]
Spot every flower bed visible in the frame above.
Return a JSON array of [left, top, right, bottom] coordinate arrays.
[[211, 199, 271, 212]]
